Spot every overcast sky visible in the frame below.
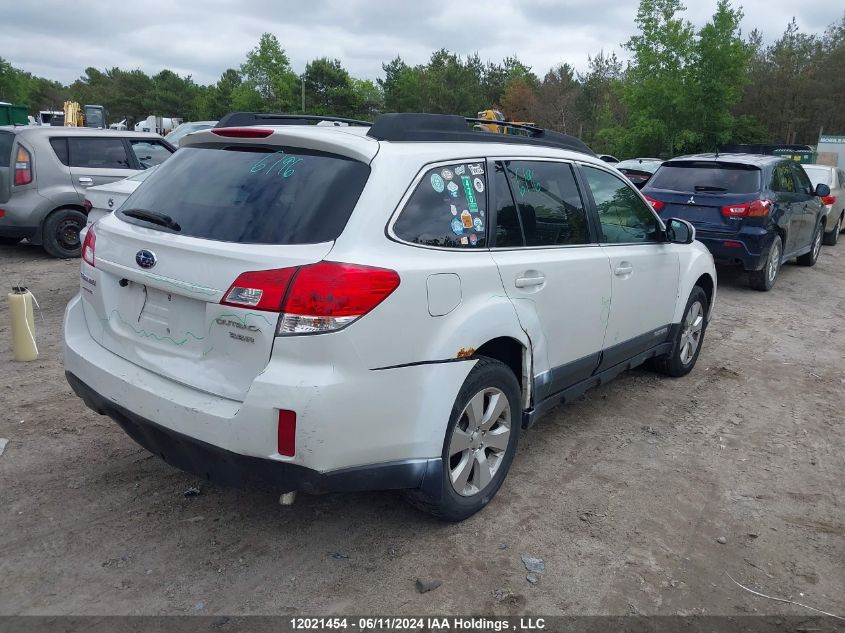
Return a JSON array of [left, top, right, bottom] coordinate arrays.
[[1, 0, 841, 86]]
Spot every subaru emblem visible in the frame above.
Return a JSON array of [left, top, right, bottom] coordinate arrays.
[[135, 249, 156, 269]]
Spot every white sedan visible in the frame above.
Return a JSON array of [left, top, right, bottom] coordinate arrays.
[[81, 167, 158, 239]]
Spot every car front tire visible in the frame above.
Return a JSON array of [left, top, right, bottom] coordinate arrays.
[[650, 286, 708, 378], [403, 357, 521, 521], [748, 235, 782, 291], [822, 215, 841, 246], [797, 223, 823, 266]]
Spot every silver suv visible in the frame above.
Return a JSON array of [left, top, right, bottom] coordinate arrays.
[[0, 127, 175, 257]]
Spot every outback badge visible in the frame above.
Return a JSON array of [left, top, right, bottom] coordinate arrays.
[[135, 249, 157, 269]]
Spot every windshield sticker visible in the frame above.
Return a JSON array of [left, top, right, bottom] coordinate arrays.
[[447, 181, 460, 197], [441, 168, 454, 181], [430, 172, 446, 192], [450, 204, 458, 216], [460, 176, 479, 212], [473, 177, 484, 193], [468, 163, 484, 176], [460, 236, 469, 245], [473, 217, 483, 232], [451, 218, 464, 235], [469, 233, 478, 246], [461, 209, 473, 228], [249, 151, 303, 178], [455, 164, 466, 176]]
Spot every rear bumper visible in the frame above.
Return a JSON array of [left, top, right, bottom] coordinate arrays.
[[66, 371, 440, 494], [63, 292, 468, 485], [0, 189, 53, 240], [696, 229, 773, 271]]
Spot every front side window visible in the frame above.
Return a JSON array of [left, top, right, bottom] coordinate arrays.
[[500, 160, 589, 247], [791, 164, 813, 195], [393, 161, 488, 248], [69, 138, 131, 169], [130, 140, 173, 169], [583, 165, 661, 244]]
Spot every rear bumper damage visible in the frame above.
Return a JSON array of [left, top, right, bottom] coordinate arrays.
[[66, 371, 440, 494]]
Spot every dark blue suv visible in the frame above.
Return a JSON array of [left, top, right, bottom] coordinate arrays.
[[641, 154, 830, 290]]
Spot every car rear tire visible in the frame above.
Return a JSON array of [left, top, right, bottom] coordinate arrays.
[[42, 208, 86, 259], [797, 223, 823, 266], [823, 215, 841, 246], [0, 236, 23, 245], [650, 286, 708, 378], [748, 235, 782, 291], [403, 357, 521, 521]]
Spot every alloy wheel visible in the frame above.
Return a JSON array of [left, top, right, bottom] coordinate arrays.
[[812, 228, 822, 259], [768, 240, 781, 284], [679, 300, 704, 365], [448, 387, 511, 497]]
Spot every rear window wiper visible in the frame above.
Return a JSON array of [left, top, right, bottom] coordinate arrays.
[[121, 208, 181, 232], [694, 185, 728, 192]]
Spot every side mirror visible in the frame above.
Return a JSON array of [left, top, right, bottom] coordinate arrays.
[[815, 183, 831, 197], [665, 218, 695, 244]]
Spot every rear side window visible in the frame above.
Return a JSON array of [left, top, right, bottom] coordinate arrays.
[[50, 138, 69, 165], [0, 132, 13, 167], [649, 162, 761, 194], [119, 145, 370, 245], [772, 164, 796, 193], [394, 162, 488, 248], [501, 160, 589, 246], [69, 138, 131, 168]]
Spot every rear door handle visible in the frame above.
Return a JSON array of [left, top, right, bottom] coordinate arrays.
[[78, 177, 94, 186], [614, 264, 633, 276], [515, 273, 545, 288]]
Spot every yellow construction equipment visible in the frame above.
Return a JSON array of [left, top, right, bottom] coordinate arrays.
[[476, 109, 536, 135], [63, 101, 83, 127]]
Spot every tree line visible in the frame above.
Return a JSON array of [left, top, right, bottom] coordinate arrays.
[[1, 0, 843, 158]]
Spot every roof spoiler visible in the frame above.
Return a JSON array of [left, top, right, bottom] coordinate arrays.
[[215, 112, 371, 128]]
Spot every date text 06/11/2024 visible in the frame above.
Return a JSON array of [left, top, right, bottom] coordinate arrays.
[[289, 617, 546, 631]]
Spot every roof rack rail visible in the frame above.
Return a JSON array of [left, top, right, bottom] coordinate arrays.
[[366, 113, 595, 156], [215, 112, 372, 128]]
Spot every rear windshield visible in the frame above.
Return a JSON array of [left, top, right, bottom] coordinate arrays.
[[118, 145, 370, 244], [648, 162, 761, 194], [0, 132, 13, 167], [802, 166, 831, 187]]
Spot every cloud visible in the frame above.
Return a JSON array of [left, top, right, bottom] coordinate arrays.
[[1, 0, 841, 85]]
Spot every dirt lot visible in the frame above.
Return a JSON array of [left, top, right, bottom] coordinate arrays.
[[0, 241, 843, 618]]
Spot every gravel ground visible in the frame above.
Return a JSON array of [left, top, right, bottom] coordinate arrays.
[[0, 240, 843, 617]]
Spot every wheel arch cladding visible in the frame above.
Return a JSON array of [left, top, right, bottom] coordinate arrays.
[[674, 250, 717, 324], [474, 336, 526, 393], [695, 273, 714, 311]]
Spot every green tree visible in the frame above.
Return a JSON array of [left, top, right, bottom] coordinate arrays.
[[622, 0, 696, 156], [239, 33, 298, 112], [304, 57, 356, 116], [687, 0, 751, 151]]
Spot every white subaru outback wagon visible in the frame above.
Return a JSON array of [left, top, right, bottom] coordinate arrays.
[[63, 112, 716, 521]]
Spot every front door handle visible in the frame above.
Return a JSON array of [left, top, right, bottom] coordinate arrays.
[[614, 264, 633, 276], [515, 273, 545, 288], [78, 177, 94, 187]]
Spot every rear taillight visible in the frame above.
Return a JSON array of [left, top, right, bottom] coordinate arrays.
[[220, 261, 400, 335], [221, 267, 298, 311], [721, 199, 771, 217], [821, 195, 836, 206], [82, 227, 96, 266], [14, 146, 32, 186], [643, 195, 664, 211], [211, 127, 273, 138], [279, 262, 401, 334], [83, 199, 93, 213]]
